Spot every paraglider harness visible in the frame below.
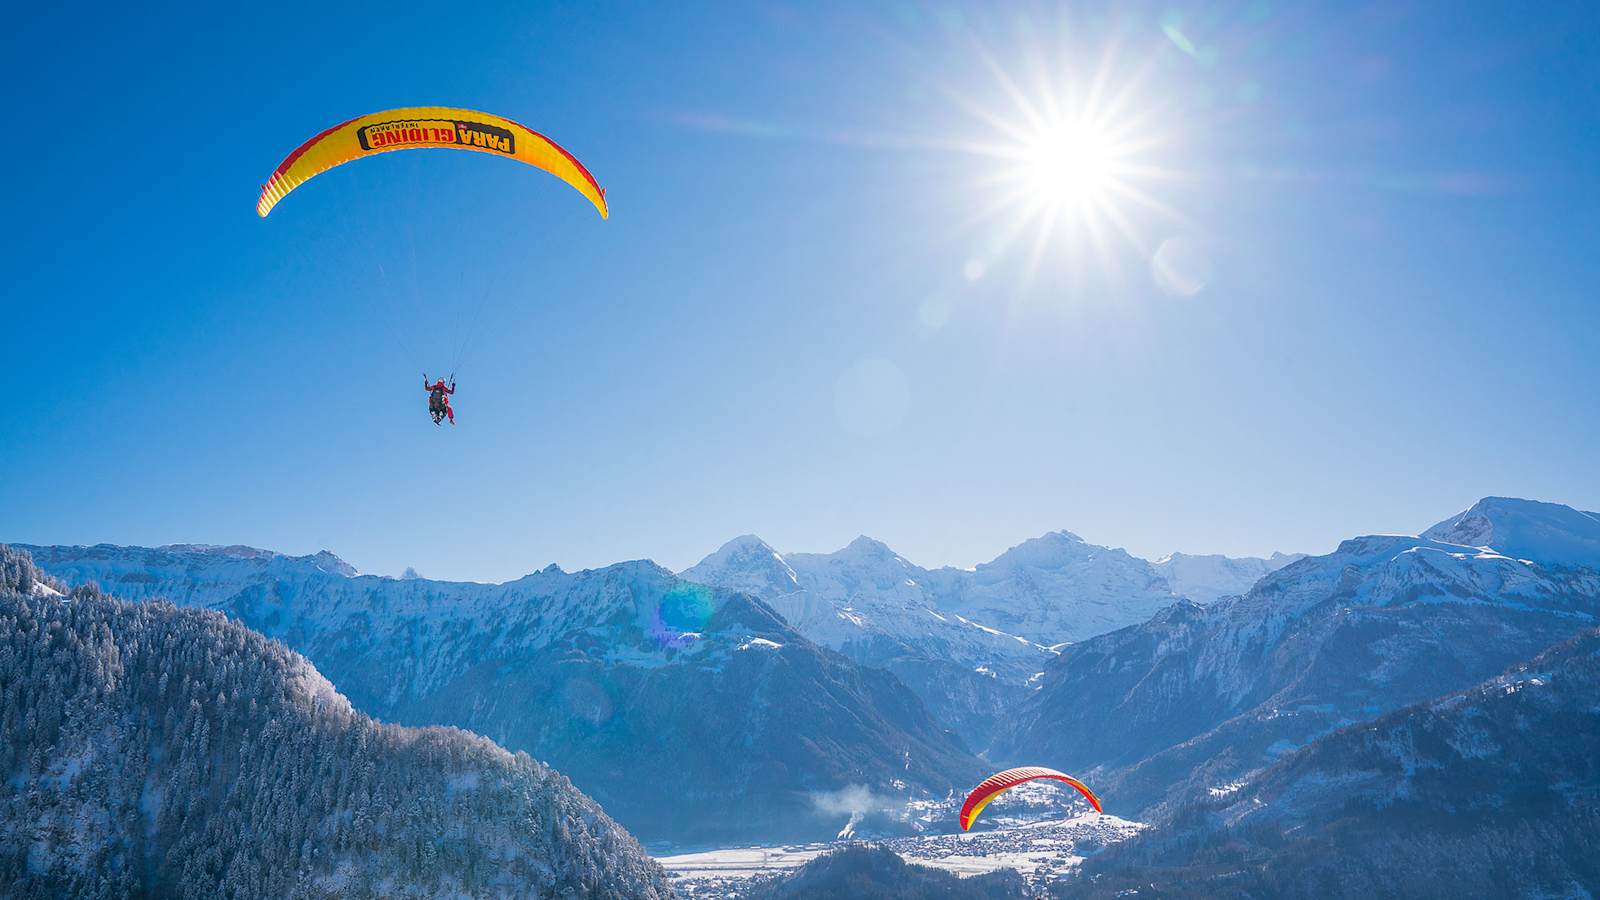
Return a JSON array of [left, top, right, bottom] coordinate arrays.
[[425, 374, 455, 425]]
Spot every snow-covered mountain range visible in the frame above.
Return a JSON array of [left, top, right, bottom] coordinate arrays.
[[18, 543, 982, 844], [19, 496, 1593, 865], [680, 531, 1299, 747], [662, 498, 1600, 897], [1073, 626, 1600, 898], [12, 530, 1309, 824], [685, 530, 1296, 650], [0, 547, 671, 898], [993, 497, 1600, 816]]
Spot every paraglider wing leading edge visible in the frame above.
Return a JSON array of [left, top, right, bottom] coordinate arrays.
[[256, 106, 607, 219]]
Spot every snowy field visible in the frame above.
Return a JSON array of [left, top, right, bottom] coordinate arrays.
[[658, 813, 1145, 897]]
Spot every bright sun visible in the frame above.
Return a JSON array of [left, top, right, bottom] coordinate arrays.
[[944, 39, 1182, 283], [1018, 120, 1119, 212]]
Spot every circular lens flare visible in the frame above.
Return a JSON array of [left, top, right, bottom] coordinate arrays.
[[651, 582, 715, 649]]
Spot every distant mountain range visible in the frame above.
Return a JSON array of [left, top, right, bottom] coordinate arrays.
[[17, 543, 982, 845], [994, 497, 1600, 818], [685, 530, 1298, 651], [0, 546, 671, 898], [680, 531, 1300, 747], [15, 526, 1301, 840], [16, 495, 1600, 884]]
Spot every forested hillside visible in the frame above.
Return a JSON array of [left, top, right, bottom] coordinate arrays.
[[0, 546, 670, 899]]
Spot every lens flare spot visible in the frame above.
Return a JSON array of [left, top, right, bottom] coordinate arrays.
[[1151, 236, 1213, 297], [651, 582, 715, 649]]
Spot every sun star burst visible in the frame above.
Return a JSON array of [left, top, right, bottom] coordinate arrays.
[[943, 35, 1187, 287]]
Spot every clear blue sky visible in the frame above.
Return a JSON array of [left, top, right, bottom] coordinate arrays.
[[5, 2, 1597, 581]]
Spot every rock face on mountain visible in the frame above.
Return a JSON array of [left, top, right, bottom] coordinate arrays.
[[1067, 628, 1600, 899], [681, 532, 1299, 748], [0, 546, 671, 899], [994, 498, 1600, 815], [21, 544, 982, 844]]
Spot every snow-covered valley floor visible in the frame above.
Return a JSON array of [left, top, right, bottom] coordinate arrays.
[[657, 813, 1145, 896]]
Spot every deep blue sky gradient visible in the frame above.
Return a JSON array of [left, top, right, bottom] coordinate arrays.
[[4, 2, 1597, 580]]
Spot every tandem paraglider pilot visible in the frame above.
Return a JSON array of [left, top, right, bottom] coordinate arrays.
[[424, 374, 455, 426]]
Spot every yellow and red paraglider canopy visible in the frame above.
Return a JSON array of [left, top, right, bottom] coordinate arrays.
[[959, 766, 1102, 830], [256, 106, 607, 219]]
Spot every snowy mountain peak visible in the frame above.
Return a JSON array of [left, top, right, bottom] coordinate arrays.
[[714, 534, 786, 566], [309, 549, 359, 576], [608, 557, 675, 578], [982, 530, 1104, 571], [1233, 521, 1600, 630], [1422, 497, 1600, 568], [682, 534, 799, 596], [840, 535, 902, 561], [725, 533, 775, 551]]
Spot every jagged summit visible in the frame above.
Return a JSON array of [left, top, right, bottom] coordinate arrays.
[[308, 549, 359, 576], [683, 524, 1305, 666], [676, 524, 1287, 744]]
